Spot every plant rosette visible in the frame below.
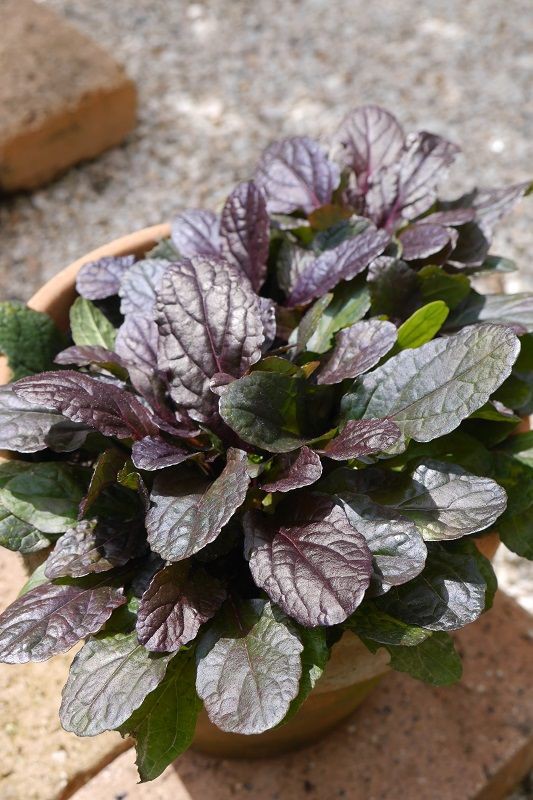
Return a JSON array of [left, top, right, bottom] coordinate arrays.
[[0, 105, 532, 778]]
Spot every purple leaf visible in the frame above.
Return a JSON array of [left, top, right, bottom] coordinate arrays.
[[260, 447, 322, 493], [320, 418, 401, 461], [115, 313, 159, 398], [317, 320, 397, 385], [288, 227, 389, 306], [45, 518, 147, 579], [423, 209, 475, 226], [136, 563, 226, 652], [255, 136, 340, 214], [13, 371, 157, 440], [156, 257, 264, 423], [220, 181, 270, 291], [119, 259, 170, 316], [396, 132, 460, 222], [146, 448, 251, 561], [258, 297, 277, 351], [131, 436, 193, 471], [473, 181, 532, 239], [54, 345, 127, 371], [0, 386, 89, 453], [399, 223, 452, 261], [0, 582, 125, 663], [171, 210, 220, 257], [76, 255, 135, 300], [331, 105, 404, 188], [245, 497, 372, 626], [277, 241, 316, 297]]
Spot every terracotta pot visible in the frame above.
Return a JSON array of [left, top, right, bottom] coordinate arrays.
[[0, 225, 527, 759]]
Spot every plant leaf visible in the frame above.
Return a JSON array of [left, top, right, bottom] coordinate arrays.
[[70, 297, 116, 350], [54, 345, 127, 377], [119, 648, 201, 782], [283, 625, 330, 722], [245, 498, 372, 626], [288, 227, 389, 306], [0, 582, 125, 663], [255, 136, 340, 214], [378, 544, 486, 631], [417, 265, 470, 310], [0, 302, 64, 380], [156, 257, 263, 422], [473, 180, 532, 239], [341, 325, 520, 446], [60, 632, 172, 736], [45, 518, 146, 579], [76, 255, 135, 300], [136, 563, 226, 652], [306, 281, 371, 354], [0, 509, 50, 554], [131, 436, 193, 471], [196, 599, 303, 734], [368, 256, 418, 318], [114, 313, 159, 398], [0, 386, 89, 453], [338, 493, 427, 593], [448, 292, 533, 334], [394, 301, 449, 351], [79, 448, 128, 517], [317, 319, 397, 384], [119, 259, 169, 316], [331, 105, 404, 180], [364, 630, 462, 686], [260, 447, 323, 492], [346, 602, 430, 645], [0, 462, 85, 534], [171, 210, 220, 257], [399, 223, 451, 260], [396, 131, 460, 221], [14, 371, 158, 440], [219, 372, 335, 453], [320, 418, 401, 461], [146, 449, 250, 561], [219, 181, 270, 291]]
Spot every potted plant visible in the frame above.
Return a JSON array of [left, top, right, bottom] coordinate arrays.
[[0, 105, 531, 779]]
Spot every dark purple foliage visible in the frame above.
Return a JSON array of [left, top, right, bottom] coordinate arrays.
[[76, 255, 135, 300]]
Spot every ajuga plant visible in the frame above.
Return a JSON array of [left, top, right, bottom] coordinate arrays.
[[0, 105, 532, 779]]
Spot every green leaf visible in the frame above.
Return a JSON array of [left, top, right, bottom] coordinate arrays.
[[478, 255, 517, 274], [0, 462, 85, 534], [146, 237, 180, 261], [0, 302, 64, 380], [80, 448, 128, 518], [119, 648, 201, 782], [282, 626, 330, 723], [368, 257, 417, 318], [18, 561, 49, 596], [219, 372, 335, 452], [60, 632, 172, 736], [294, 293, 333, 354], [499, 510, 533, 560], [364, 631, 462, 686], [0, 508, 50, 553], [346, 602, 430, 646], [500, 431, 533, 468], [394, 301, 449, 351], [491, 452, 533, 516], [70, 297, 117, 349], [306, 280, 371, 354], [341, 325, 519, 448], [417, 266, 470, 310]]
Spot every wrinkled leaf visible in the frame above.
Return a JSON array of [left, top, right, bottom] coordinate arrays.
[[0, 302, 64, 380], [76, 255, 135, 300], [114, 313, 159, 398], [399, 223, 451, 261], [346, 602, 430, 645], [79, 448, 127, 517], [331, 105, 404, 181], [220, 181, 270, 291], [320, 418, 400, 461], [131, 436, 193, 471], [0, 509, 50, 554], [260, 446, 322, 492], [317, 319, 397, 384], [119, 259, 169, 317], [171, 210, 220, 257]]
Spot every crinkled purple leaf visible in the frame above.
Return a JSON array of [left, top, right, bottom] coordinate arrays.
[[473, 180, 532, 240], [396, 131, 460, 221], [196, 599, 302, 734], [0, 582, 126, 663], [45, 518, 147, 579], [75, 255, 135, 300], [115, 313, 159, 398], [146, 449, 250, 561], [171, 210, 220, 257], [245, 498, 372, 626], [258, 297, 277, 351], [54, 346, 127, 379], [288, 227, 389, 306], [423, 208, 475, 226], [13, 371, 157, 440], [399, 223, 452, 261], [277, 241, 316, 297], [59, 632, 172, 736], [136, 563, 226, 652], [320, 418, 401, 460], [156, 257, 264, 422], [219, 181, 270, 291], [317, 319, 397, 385], [0, 386, 89, 453], [119, 259, 169, 316], [131, 436, 193, 471], [331, 105, 404, 187], [260, 446, 322, 492], [255, 136, 340, 214]]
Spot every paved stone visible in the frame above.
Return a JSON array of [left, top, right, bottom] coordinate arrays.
[[71, 594, 533, 800], [0, 0, 136, 192]]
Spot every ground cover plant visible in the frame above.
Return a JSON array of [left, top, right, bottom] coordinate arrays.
[[0, 105, 531, 780]]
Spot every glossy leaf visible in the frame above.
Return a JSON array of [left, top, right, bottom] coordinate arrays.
[[346, 602, 430, 646], [320, 418, 400, 461], [119, 259, 169, 316], [156, 257, 263, 422], [394, 301, 449, 351], [448, 292, 533, 333], [317, 319, 397, 384], [364, 630, 462, 686], [260, 447, 322, 492], [306, 281, 371, 354], [417, 265, 470, 310], [0, 582, 125, 663], [395, 131, 460, 221], [399, 223, 451, 260], [146, 449, 250, 561], [283, 625, 330, 721], [331, 105, 404, 180], [368, 256, 418, 318], [245, 498, 372, 626], [220, 181, 270, 291], [196, 599, 303, 734], [0, 509, 50, 554], [136, 563, 226, 652], [114, 313, 159, 397], [171, 210, 220, 257], [69, 297, 116, 350], [131, 436, 193, 471], [0, 386, 88, 453], [76, 255, 135, 300]]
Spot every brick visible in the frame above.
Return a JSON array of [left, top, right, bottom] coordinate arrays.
[[0, 0, 136, 191], [73, 594, 533, 800]]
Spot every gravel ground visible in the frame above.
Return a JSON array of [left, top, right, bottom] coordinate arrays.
[[0, 1, 531, 795]]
